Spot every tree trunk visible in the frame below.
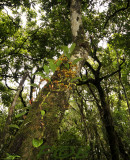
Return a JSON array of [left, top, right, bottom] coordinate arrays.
[[96, 83, 120, 160], [4, 1, 89, 159], [1, 73, 28, 156], [97, 83, 129, 160], [7, 84, 69, 160], [7, 73, 28, 125]]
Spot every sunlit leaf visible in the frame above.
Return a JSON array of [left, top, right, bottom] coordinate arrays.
[[49, 61, 56, 73], [69, 43, 76, 53], [32, 138, 43, 148], [41, 110, 45, 116], [44, 65, 49, 74]]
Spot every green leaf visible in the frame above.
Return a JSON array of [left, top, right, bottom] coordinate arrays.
[[63, 46, 70, 58], [49, 61, 56, 73], [62, 46, 69, 54], [56, 60, 62, 67], [6, 153, 20, 160], [17, 120, 24, 123], [72, 58, 83, 65], [32, 138, 43, 148], [62, 45, 70, 58], [41, 110, 45, 116], [69, 43, 76, 53], [44, 65, 49, 74], [70, 77, 81, 82], [15, 111, 27, 118], [64, 63, 69, 69], [47, 59, 54, 63], [9, 124, 19, 129], [66, 51, 70, 59]]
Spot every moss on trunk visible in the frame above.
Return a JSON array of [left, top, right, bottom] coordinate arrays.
[[7, 86, 69, 159]]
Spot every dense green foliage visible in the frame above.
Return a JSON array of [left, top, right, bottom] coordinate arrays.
[[0, 0, 129, 159]]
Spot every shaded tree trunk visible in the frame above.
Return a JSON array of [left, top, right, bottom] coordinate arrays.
[[96, 83, 120, 160], [97, 83, 129, 160], [88, 81, 129, 160], [1, 72, 28, 156]]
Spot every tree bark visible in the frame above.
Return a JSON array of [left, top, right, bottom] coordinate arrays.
[[4, 1, 89, 159], [96, 83, 120, 160], [7, 84, 69, 160]]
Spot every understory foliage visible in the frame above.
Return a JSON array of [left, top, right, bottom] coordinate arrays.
[[0, 0, 130, 160]]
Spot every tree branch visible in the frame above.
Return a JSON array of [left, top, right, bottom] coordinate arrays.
[[5, 77, 17, 91], [100, 60, 125, 81], [85, 61, 96, 75], [77, 78, 95, 85], [104, 0, 130, 29], [100, 69, 120, 81], [87, 83, 102, 114]]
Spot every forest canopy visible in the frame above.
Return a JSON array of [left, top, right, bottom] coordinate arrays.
[[0, 0, 130, 160]]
